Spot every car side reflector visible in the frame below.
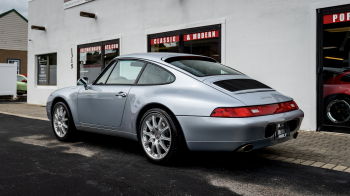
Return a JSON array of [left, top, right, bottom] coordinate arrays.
[[210, 101, 299, 118]]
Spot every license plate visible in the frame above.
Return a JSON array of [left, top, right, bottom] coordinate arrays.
[[275, 123, 288, 139]]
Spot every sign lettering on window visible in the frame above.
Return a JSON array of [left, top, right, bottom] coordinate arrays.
[[324, 12, 350, 24], [183, 30, 219, 41], [104, 43, 119, 50], [79, 46, 101, 53], [151, 36, 179, 45]]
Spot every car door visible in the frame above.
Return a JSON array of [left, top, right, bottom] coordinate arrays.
[[77, 60, 145, 128]]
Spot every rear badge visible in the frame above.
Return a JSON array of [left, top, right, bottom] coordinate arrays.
[[261, 96, 272, 99]]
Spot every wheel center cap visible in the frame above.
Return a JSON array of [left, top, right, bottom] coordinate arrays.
[[155, 134, 160, 139]]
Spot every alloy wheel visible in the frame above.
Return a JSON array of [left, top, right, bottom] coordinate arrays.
[[141, 113, 172, 160], [53, 105, 69, 137], [327, 99, 350, 124]]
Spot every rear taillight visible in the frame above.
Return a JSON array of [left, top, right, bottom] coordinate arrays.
[[210, 101, 299, 118]]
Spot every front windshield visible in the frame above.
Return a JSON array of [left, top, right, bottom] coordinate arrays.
[[168, 58, 243, 77]]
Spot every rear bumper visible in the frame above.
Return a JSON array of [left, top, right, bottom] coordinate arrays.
[[176, 109, 304, 151]]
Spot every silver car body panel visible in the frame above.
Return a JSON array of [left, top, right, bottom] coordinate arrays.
[[47, 53, 304, 151]]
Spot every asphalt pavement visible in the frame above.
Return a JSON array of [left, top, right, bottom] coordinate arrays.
[[0, 113, 350, 196]]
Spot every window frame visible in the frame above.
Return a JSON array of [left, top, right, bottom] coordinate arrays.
[[93, 60, 147, 86], [136, 63, 176, 86], [93, 60, 117, 85], [37, 53, 57, 86], [7, 59, 21, 74], [147, 24, 221, 62]]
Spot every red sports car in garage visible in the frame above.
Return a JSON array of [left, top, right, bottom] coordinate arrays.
[[323, 67, 350, 124]]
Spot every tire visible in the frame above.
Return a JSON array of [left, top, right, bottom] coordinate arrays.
[[17, 93, 23, 95], [325, 96, 350, 124], [138, 108, 183, 164], [51, 101, 77, 141]]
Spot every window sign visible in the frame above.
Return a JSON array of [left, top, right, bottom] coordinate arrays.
[[38, 56, 47, 85], [104, 43, 119, 66], [148, 25, 221, 62], [323, 12, 350, 24], [151, 36, 179, 45], [37, 54, 57, 85], [150, 35, 180, 53], [183, 30, 219, 41]]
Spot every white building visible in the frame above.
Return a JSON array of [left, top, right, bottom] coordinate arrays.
[[28, 0, 350, 132]]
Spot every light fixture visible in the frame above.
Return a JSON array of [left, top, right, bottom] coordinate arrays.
[[324, 56, 344, 61], [80, 11, 97, 19], [31, 25, 45, 31]]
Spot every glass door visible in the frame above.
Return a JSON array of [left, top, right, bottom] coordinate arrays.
[[318, 5, 350, 131]]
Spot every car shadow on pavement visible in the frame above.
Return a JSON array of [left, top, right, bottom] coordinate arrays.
[[72, 130, 350, 195], [2, 112, 350, 196]]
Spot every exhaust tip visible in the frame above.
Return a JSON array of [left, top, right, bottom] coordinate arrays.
[[293, 132, 299, 139], [237, 144, 254, 152]]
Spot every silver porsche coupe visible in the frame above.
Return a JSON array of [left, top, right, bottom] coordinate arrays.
[[46, 53, 304, 164]]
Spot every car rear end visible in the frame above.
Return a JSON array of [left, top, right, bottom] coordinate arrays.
[[164, 55, 304, 152]]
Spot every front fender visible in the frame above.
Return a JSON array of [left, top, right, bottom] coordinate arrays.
[[46, 86, 82, 125]]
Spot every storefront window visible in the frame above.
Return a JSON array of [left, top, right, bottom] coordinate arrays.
[[148, 25, 221, 62], [37, 54, 57, 85], [78, 39, 119, 82], [321, 11, 350, 127], [184, 30, 219, 61]]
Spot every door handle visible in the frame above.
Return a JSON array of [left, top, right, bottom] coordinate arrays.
[[116, 91, 127, 97]]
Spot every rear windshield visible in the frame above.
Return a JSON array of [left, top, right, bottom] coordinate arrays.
[[166, 57, 243, 77]]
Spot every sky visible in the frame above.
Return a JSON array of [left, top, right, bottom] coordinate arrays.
[[0, 0, 31, 19]]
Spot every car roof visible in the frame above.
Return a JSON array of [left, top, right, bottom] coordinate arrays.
[[115, 52, 216, 64]]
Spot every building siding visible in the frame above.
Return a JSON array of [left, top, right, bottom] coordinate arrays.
[[0, 49, 27, 74], [0, 11, 28, 51]]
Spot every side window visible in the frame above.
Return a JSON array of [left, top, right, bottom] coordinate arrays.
[[137, 63, 175, 85], [94, 61, 117, 85], [106, 61, 144, 84]]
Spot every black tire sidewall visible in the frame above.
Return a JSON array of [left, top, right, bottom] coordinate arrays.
[[51, 101, 75, 141], [138, 108, 181, 164], [325, 95, 350, 124]]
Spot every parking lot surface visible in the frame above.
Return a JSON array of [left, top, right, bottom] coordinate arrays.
[[0, 113, 350, 195]]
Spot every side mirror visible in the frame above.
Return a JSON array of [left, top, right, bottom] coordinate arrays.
[[77, 77, 89, 90], [21, 80, 27, 83]]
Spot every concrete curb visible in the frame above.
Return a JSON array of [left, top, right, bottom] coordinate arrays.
[[0, 111, 49, 121], [259, 153, 350, 173]]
